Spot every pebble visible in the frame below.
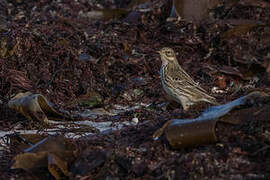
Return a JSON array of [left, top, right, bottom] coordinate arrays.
[[131, 117, 139, 125]]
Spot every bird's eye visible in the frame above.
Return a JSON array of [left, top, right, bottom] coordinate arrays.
[[166, 51, 171, 56]]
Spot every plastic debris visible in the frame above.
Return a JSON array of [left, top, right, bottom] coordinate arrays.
[[153, 91, 269, 148]]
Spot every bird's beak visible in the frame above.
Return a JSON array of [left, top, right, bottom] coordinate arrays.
[[157, 50, 161, 54]]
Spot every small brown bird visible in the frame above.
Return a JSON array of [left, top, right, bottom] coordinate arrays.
[[158, 47, 218, 111]]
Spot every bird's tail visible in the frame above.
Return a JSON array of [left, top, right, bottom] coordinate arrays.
[[205, 96, 219, 105]]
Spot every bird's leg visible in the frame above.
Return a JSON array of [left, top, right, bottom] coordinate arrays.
[[181, 104, 189, 112]]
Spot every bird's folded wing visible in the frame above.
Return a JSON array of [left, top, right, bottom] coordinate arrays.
[[174, 79, 215, 101], [174, 67, 207, 93]]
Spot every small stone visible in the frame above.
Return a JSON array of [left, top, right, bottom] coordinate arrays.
[[131, 117, 139, 125]]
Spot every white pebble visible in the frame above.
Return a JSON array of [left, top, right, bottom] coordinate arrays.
[[131, 117, 139, 125]]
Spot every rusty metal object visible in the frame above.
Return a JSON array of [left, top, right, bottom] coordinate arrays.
[[172, 0, 219, 22], [165, 119, 217, 148], [153, 91, 269, 149]]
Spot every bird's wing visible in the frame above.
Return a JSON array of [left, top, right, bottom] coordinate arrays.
[[174, 80, 217, 104], [173, 65, 207, 93], [166, 66, 216, 104]]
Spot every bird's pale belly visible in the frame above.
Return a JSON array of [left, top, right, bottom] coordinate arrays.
[[161, 79, 181, 104]]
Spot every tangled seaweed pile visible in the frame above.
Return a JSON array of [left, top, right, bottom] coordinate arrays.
[[0, 0, 270, 179]]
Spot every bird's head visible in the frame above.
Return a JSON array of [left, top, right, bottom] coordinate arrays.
[[157, 47, 177, 64]]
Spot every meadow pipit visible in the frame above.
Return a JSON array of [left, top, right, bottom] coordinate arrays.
[[158, 47, 218, 111]]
